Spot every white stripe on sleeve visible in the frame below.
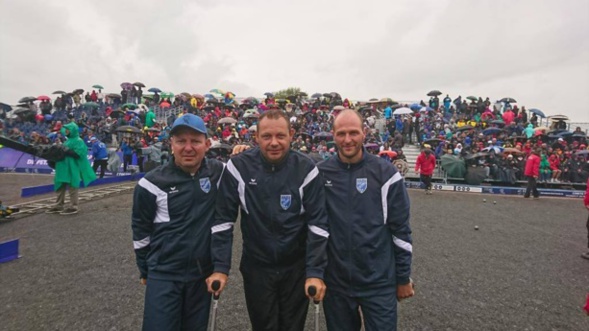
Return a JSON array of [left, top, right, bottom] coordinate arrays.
[[309, 225, 329, 238], [211, 222, 234, 234], [381, 172, 403, 224], [298, 166, 319, 214], [138, 178, 170, 223], [393, 235, 412, 253], [226, 160, 248, 214], [133, 236, 151, 249]]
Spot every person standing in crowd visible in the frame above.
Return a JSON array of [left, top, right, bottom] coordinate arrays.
[[120, 137, 134, 172], [90, 136, 108, 178], [415, 144, 436, 194], [582, 178, 589, 260], [524, 147, 541, 199], [318, 109, 413, 331], [45, 122, 96, 215], [134, 138, 146, 172], [132, 114, 225, 331], [208, 109, 329, 331]]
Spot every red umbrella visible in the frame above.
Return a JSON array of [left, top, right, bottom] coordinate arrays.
[[37, 95, 51, 101], [378, 150, 398, 158]]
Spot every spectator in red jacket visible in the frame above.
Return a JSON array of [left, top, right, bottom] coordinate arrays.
[[582, 178, 589, 260], [524, 147, 541, 199], [415, 144, 436, 194], [548, 153, 561, 182]]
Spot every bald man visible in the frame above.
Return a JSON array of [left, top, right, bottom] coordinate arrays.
[[317, 109, 414, 331]]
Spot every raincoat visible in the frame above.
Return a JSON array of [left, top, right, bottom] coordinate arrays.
[[54, 122, 96, 190]]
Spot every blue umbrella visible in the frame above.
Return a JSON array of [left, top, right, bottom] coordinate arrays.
[[557, 131, 573, 137], [204, 93, 215, 99], [528, 108, 545, 118], [409, 103, 421, 111], [482, 127, 503, 135], [148, 87, 162, 93]]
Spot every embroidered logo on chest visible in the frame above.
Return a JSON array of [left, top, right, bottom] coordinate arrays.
[[199, 177, 211, 193], [356, 178, 367, 194], [280, 195, 292, 210]]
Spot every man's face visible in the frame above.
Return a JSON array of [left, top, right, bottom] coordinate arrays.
[[171, 128, 210, 173], [333, 112, 365, 163], [256, 117, 294, 164]]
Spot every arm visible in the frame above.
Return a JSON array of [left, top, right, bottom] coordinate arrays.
[[383, 170, 414, 300], [302, 166, 329, 300], [131, 179, 157, 282], [208, 160, 241, 294]]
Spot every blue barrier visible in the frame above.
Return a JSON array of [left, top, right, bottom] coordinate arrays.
[[20, 173, 145, 198], [0, 239, 20, 264], [404, 181, 585, 198]]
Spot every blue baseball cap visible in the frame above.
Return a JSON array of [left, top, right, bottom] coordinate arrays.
[[170, 114, 207, 136]]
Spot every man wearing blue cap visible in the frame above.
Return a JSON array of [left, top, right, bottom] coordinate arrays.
[[90, 136, 108, 178], [131, 114, 225, 331]]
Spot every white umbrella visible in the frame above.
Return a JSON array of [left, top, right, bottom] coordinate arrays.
[[393, 107, 412, 115], [218, 117, 237, 124]]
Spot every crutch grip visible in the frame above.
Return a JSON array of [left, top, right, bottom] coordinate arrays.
[[307, 286, 319, 304], [212, 280, 221, 300]]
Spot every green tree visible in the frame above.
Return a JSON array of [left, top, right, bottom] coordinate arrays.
[[273, 87, 306, 99]]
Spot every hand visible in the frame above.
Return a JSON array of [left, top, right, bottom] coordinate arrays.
[[305, 278, 326, 301], [231, 144, 250, 156], [206, 272, 228, 296], [397, 281, 415, 301], [140, 278, 147, 286]]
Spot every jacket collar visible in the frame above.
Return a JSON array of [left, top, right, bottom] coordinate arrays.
[[257, 147, 290, 172], [335, 147, 367, 170], [168, 156, 209, 177]]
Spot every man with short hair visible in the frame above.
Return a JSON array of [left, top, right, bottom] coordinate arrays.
[[132, 114, 225, 331], [318, 109, 413, 331], [208, 109, 329, 331]]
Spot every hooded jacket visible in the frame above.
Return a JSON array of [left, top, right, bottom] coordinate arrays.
[[524, 124, 535, 139], [415, 150, 436, 175], [54, 122, 96, 190], [317, 151, 411, 295]]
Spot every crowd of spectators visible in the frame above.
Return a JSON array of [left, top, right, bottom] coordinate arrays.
[[1, 87, 587, 184]]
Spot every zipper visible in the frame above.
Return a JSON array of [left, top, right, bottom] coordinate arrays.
[[269, 165, 278, 263], [346, 165, 353, 291]]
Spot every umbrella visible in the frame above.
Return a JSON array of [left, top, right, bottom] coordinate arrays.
[[380, 97, 394, 103], [464, 167, 487, 185], [92, 84, 104, 89], [502, 148, 524, 155], [144, 127, 160, 132], [548, 115, 569, 121], [19, 96, 37, 103], [218, 117, 237, 124], [378, 150, 398, 158], [0, 103, 12, 112], [107, 93, 122, 99], [83, 102, 100, 108], [392, 107, 412, 115], [322, 93, 332, 98], [298, 92, 308, 97], [364, 143, 379, 149], [120, 82, 132, 89], [427, 90, 442, 97], [192, 94, 205, 100], [456, 125, 475, 132], [490, 120, 505, 126], [148, 87, 161, 93], [121, 103, 138, 110], [244, 97, 260, 105], [482, 127, 503, 135], [330, 92, 341, 99], [249, 125, 257, 132], [161, 92, 174, 99], [419, 106, 434, 112], [210, 89, 225, 95], [423, 138, 444, 147], [37, 95, 51, 101], [440, 154, 466, 178], [572, 133, 587, 138], [311, 93, 322, 99], [556, 131, 573, 137], [72, 88, 84, 95], [482, 146, 503, 154], [243, 113, 259, 118], [313, 132, 333, 140], [409, 103, 421, 111], [13, 108, 34, 116], [109, 110, 124, 119], [333, 105, 345, 111], [52, 90, 67, 95], [575, 150, 589, 156], [500, 97, 517, 103], [264, 92, 274, 97], [466, 96, 478, 101], [115, 125, 141, 133], [528, 108, 545, 118], [133, 82, 145, 88]]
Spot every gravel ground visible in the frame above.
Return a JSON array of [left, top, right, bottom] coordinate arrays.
[[0, 182, 588, 330]]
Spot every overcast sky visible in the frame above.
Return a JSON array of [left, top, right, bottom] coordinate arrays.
[[1, 0, 588, 121]]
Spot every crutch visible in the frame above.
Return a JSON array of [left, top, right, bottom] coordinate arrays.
[[307, 286, 320, 331], [208, 280, 221, 331]]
